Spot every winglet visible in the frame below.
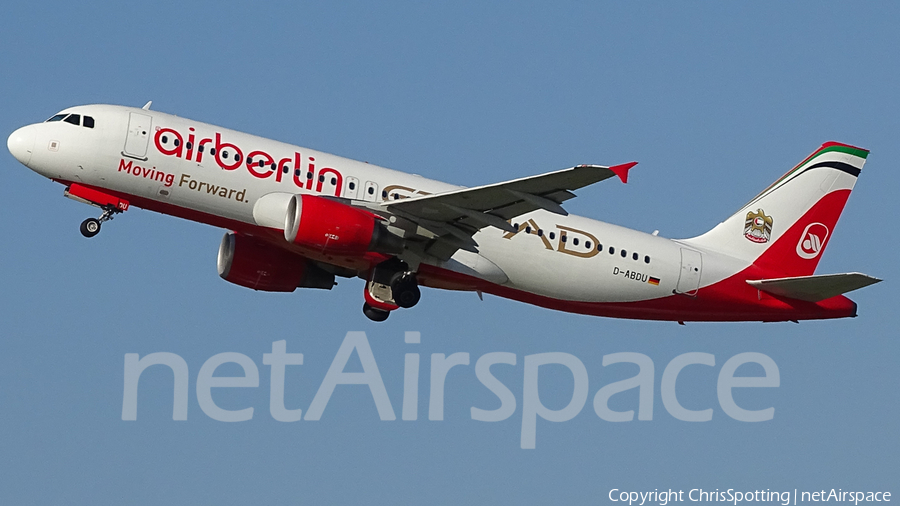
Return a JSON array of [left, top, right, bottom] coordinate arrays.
[[609, 162, 637, 184]]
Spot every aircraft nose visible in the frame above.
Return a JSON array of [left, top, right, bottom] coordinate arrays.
[[8, 125, 36, 166]]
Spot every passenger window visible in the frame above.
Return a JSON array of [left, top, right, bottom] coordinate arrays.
[[83, 116, 95, 128], [46, 114, 67, 122], [621, 249, 627, 258], [609, 247, 615, 254], [597, 243, 603, 251], [633, 252, 638, 261], [549, 232, 555, 240], [368, 187, 375, 195], [585, 241, 591, 249], [644, 255, 651, 264], [64, 114, 80, 125], [537, 229, 543, 237], [561, 234, 567, 243], [349, 182, 356, 190], [572, 238, 579, 246]]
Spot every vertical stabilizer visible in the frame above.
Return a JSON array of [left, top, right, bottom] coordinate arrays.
[[683, 142, 868, 277]]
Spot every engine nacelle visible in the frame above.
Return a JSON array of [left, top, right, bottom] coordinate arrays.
[[217, 232, 335, 291], [283, 194, 403, 254]]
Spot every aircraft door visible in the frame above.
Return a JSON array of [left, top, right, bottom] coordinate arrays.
[[123, 112, 152, 160], [363, 181, 379, 202], [344, 176, 360, 199], [676, 248, 702, 296]]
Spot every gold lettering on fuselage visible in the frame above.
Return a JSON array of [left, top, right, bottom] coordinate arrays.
[[381, 185, 432, 201], [502, 219, 553, 250], [556, 225, 600, 258], [503, 219, 600, 258]]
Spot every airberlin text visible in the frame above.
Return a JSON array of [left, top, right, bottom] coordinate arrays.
[[122, 332, 781, 449], [153, 125, 343, 196]]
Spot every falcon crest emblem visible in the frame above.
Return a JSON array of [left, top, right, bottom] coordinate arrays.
[[744, 209, 773, 243]]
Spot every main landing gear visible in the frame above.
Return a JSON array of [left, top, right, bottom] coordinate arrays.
[[80, 206, 120, 238], [362, 303, 391, 322], [362, 258, 422, 322]]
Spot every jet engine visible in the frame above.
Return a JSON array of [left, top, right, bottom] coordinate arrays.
[[283, 194, 403, 255], [217, 232, 335, 291]]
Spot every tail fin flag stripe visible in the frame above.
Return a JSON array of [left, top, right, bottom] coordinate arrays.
[[744, 142, 867, 210]]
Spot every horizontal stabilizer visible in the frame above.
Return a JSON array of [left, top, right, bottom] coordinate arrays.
[[747, 272, 881, 302]]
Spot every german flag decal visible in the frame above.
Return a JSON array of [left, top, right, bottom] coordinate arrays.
[[648, 277, 660, 286]]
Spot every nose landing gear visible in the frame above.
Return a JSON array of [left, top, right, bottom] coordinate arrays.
[[79, 206, 120, 238], [64, 184, 130, 239]]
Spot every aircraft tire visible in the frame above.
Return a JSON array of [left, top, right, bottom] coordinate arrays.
[[394, 284, 421, 308], [390, 272, 421, 308], [80, 218, 101, 238], [363, 303, 390, 322]]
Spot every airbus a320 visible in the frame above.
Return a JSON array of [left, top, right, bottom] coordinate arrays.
[[7, 103, 880, 322]]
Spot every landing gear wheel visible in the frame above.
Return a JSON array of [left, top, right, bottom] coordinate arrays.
[[363, 303, 390, 322], [390, 272, 421, 309], [394, 284, 421, 308], [80, 218, 101, 238]]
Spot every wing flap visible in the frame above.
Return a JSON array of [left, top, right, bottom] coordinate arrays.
[[747, 272, 881, 302]]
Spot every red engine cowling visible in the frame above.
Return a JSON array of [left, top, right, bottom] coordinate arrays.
[[283, 194, 403, 254], [217, 232, 335, 291]]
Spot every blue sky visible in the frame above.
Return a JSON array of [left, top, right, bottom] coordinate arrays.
[[1, 2, 897, 504]]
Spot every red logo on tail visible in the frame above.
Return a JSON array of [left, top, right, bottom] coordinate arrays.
[[796, 223, 829, 259]]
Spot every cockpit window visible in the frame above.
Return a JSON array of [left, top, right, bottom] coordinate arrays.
[[83, 116, 95, 128], [46, 114, 67, 122], [63, 114, 81, 126]]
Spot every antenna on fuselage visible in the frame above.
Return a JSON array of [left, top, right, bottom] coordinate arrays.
[[141, 101, 152, 110]]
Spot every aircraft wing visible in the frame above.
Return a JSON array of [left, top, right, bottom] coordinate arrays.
[[376, 162, 636, 255], [746, 272, 881, 302]]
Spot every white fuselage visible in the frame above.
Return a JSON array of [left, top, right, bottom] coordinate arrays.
[[11, 104, 744, 305]]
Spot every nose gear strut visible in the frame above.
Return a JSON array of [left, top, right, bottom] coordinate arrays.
[[80, 205, 121, 238]]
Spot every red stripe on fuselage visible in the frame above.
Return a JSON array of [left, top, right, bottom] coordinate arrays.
[[57, 181, 857, 322], [417, 261, 857, 322]]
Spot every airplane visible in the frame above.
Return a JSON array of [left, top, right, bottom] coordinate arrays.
[[6, 102, 881, 322]]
